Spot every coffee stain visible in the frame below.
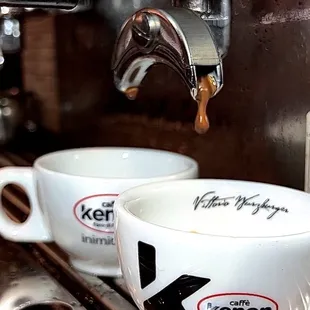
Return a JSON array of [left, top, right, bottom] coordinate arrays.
[[261, 8, 310, 24], [190, 230, 198, 234]]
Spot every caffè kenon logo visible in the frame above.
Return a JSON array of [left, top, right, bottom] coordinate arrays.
[[73, 194, 118, 233], [193, 191, 289, 219], [197, 293, 278, 310]]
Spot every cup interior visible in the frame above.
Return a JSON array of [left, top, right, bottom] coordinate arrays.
[[35, 147, 197, 179], [119, 179, 310, 238]]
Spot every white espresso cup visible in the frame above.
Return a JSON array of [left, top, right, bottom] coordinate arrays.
[[114, 179, 310, 310], [0, 147, 198, 277]]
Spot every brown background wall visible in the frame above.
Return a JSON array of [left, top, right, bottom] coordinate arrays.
[[21, 0, 310, 190]]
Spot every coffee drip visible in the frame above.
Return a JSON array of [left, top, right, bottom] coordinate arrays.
[[125, 87, 139, 101], [124, 75, 217, 135], [194, 75, 217, 134]]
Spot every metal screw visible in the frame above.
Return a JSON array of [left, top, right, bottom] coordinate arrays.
[[132, 12, 160, 48]]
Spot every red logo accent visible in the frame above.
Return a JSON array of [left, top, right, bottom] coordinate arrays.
[[73, 194, 118, 233], [197, 292, 278, 310]]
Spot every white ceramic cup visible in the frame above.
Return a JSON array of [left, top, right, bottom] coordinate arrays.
[[114, 178, 310, 310], [0, 147, 198, 277]]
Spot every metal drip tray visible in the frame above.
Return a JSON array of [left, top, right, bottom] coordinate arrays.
[[0, 238, 85, 310]]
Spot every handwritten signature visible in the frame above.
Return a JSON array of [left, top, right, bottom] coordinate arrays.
[[193, 191, 289, 219]]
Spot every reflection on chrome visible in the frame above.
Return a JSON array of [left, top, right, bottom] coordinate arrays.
[[0, 239, 84, 310]]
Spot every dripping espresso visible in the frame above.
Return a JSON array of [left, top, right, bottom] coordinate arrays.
[[123, 75, 217, 135], [194, 75, 217, 134]]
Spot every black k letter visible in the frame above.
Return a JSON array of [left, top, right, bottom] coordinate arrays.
[[143, 274, 211, 310]]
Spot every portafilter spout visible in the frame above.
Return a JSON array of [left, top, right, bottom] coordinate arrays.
[[111, 1, 230, 102]]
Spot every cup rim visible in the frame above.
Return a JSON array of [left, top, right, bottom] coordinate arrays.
[[115, 178, 310, 240], [33, 147, 198, 180]]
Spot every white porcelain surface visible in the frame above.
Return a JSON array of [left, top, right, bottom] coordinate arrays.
[[0, 147, 198, 276], [114, 179, 310, 309]]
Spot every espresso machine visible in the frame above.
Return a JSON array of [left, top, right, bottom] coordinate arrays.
[[0, 0, 231, 125]]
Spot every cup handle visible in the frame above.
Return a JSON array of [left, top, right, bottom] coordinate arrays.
[[0, 167, 53, 242]]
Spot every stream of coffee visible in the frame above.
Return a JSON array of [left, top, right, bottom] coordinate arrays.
[[194, 75, 217, 134], [124, 75, 216, 135]]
